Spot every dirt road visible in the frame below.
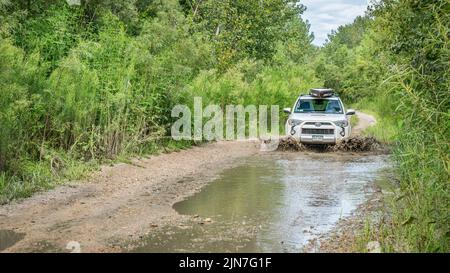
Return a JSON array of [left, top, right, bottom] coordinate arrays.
[[352, 111, 377, 135], [0, 112, 377, 252]]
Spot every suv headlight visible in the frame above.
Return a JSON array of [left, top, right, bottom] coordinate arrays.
[[334, 120, 349, 127], [288, 119, 303, 126]]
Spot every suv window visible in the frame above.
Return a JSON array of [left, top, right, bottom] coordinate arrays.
[[294, 99, 343, 114]]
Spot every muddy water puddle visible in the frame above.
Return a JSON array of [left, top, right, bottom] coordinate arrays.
[[0, 229, 25, 251], [133, 152, 389, 252]]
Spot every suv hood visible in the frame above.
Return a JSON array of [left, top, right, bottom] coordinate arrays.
[[289, 113, 346, 122]]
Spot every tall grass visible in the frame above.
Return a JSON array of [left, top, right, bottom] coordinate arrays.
[[351, 1, 449, 252], [0, 8, 215, 202]]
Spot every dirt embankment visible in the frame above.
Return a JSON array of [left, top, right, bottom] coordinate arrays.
[[0, 111, 379, 252]]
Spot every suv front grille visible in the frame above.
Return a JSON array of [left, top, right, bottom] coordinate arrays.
[[302, 128, 334, 135], [304, 122, 333, 126]]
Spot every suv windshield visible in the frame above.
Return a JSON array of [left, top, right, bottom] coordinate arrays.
[[294, 99, 343, 114]]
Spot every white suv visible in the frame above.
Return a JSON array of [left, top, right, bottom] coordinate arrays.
[[284, 89, 355, 144]]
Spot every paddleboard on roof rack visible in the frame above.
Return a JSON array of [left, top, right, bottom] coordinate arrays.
[[310, 88, 334, 98]]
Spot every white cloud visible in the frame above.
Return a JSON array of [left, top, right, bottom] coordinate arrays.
[[301, 0, 369, 46]]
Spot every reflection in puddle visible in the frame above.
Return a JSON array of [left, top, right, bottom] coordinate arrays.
[[134, 153, 389, 253], [0, 229, 25, 251]]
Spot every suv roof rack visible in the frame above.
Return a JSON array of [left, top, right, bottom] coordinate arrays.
[[309, 88, 335, 98]]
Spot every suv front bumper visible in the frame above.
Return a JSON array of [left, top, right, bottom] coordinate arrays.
[[286, 123, 349, 144], [300, 134, 337, 144]]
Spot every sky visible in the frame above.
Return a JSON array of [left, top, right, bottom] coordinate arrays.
[[301, 0, 369, 46]]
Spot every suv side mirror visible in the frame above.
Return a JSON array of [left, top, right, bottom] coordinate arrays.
[[346, 109, 356, 115], [283, 107, 291, 114]]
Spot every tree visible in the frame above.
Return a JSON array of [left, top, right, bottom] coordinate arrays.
[[184, 0, 307, 68]]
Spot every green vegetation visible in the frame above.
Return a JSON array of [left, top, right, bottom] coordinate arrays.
[[0, 0, 448, 252], [318, 1, 449, 252]]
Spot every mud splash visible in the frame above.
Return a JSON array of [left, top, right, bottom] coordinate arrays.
[[329, 136, 384, 152], [277, 136, 386, 153], [276, 137, 306, 151]]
